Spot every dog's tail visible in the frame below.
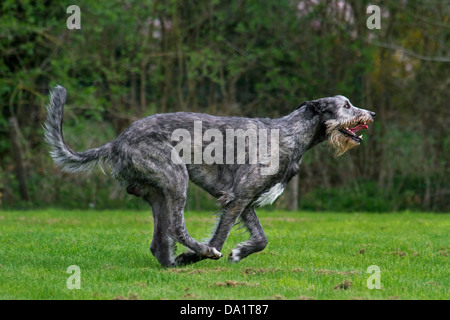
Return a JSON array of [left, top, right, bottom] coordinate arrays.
[[44, 85, 111, 173]]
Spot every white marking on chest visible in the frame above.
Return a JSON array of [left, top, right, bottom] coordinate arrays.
[[253, 183, 285, 207]]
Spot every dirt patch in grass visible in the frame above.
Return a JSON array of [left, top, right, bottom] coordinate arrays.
[[316, 269, 358, 275], [266, 294, 286, 300], [183, 292, 201, 299], [183, 288, 201, 299], [244, 267, 305, 275], [390, 251, 407, 256], [243, 267, 280, 275], [134, 282, 147, 288], [334, 279, 352, 290], [214, 280, 258, 287], [102, 264, 116, 270], [291, 268, 306, 273], [112, 293, 140, 300]]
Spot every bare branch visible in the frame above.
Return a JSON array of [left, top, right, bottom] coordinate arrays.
[[366, 40, 450, 62]]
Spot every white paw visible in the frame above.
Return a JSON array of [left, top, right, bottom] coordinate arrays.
[[229, 248, 241, 263], [211, 247, 223, 259]]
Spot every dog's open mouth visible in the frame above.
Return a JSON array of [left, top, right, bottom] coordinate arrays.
[[339, 121, 369, 143]]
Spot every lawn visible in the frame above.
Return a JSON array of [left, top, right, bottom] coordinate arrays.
[[0, 209, 448, 300]]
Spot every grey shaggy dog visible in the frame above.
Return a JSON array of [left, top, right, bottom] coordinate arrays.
[[44, 85, 375, 268]]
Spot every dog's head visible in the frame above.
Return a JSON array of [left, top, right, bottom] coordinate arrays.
[[300, 96, 375, 156]]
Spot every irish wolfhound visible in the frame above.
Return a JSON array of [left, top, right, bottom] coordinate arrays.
[[44, 86, 375, 267]]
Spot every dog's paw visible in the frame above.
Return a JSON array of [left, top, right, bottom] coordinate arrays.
[[175, 248, 222, 265], [228, 248, 242, 263], [209, 247, 223, 260], [175, 251, 201, 266]]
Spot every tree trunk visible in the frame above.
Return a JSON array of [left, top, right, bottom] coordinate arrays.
[[9, 117, 30, 201], [287, 174, 299, 211]]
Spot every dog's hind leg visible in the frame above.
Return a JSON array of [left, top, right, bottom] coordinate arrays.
[[153, 168, 221, 263], [164, 188, 222, 263], [229, 206, 267, 263], [158, 158, 222, 262], [127, 139, 222, 266], [145, 189, 176, 268]]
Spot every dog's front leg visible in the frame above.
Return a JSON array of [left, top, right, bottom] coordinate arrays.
[[207, 200, 249, 252], [229, 206, 267, 263], [175, 200, 247, 266]]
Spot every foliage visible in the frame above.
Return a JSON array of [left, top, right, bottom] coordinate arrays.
[[0, 0, 448, 211]]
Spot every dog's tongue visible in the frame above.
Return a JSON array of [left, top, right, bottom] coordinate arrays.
[[349, 124, 368, 134]]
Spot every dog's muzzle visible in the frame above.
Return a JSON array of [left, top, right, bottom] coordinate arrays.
[[338, 117, 373, 143]]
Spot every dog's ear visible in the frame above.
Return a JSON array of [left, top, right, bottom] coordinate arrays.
[[296, 101, 309, 110], [296, 100, 320, 111], [296, 101, 321, 119]]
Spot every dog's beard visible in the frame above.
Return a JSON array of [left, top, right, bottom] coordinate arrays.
[[325, 116, 372, 156], [327, 129, 359, 156]]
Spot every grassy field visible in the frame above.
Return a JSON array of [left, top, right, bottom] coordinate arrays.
[[0, 209, 448, 300]]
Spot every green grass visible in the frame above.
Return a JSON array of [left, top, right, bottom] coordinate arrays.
[[0, 209, 448, 300]]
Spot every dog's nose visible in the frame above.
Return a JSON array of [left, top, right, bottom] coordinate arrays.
[[369, 111, 376, 118]]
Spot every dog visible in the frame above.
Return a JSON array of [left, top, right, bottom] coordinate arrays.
[[44, 86, 375, 267]]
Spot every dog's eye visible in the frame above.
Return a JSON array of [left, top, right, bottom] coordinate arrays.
[[344, 102, 351, 109]]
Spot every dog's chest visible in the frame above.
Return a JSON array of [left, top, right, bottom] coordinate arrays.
[[253, 183, 285, 207]]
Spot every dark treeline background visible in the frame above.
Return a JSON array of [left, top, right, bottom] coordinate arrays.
[[0, 0, 448, 212]]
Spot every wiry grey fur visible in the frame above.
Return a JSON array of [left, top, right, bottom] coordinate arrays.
[[44, 86, 110, 173], [44, 86, 375, 268]]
